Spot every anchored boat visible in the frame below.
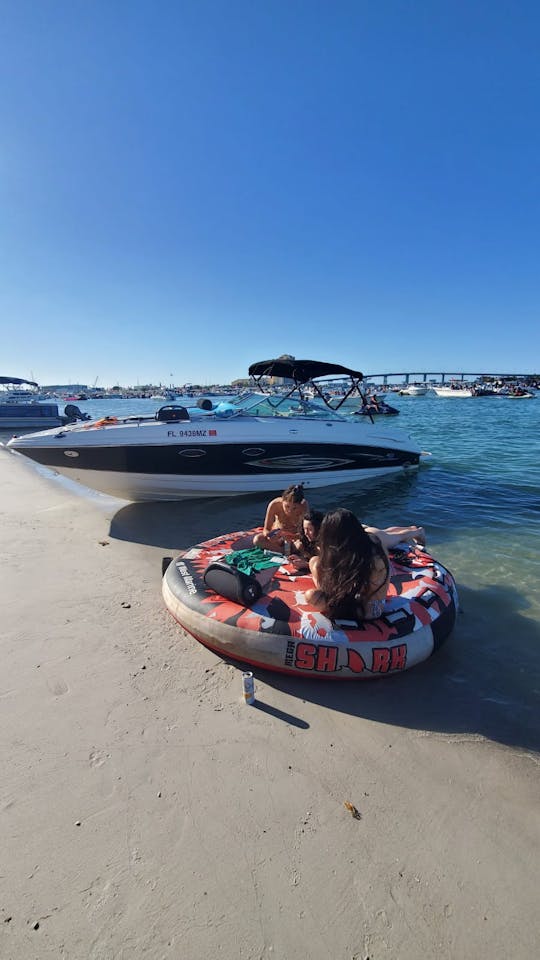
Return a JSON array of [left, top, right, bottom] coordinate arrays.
[[0, 376, 89, 430], [8, 358, 427, 501]]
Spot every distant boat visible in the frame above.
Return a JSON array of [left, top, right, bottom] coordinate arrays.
[[399, 384, 428, 396], [151, 391, 178, 401], [1, 375, 48, 403], [0, 376, 90, 429], [432, 385, 474, 398]]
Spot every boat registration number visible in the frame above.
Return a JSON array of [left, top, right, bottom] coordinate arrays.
[[167, 429, 217, 438]]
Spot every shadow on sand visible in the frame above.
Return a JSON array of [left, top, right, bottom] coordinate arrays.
[[108, 472, 423, 550], [109, 493, 270, 549], [260, 581, 540, 755]]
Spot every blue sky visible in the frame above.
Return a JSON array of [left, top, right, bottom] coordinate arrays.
[[1, 1, 539, 387]]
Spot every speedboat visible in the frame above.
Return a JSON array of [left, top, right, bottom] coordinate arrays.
[[7, 359, 427, 502], [398, 384, 428, 396], [432, 384, 474, 398]]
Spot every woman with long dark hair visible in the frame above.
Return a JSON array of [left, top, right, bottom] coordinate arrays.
[[306, 508, 425, 621]]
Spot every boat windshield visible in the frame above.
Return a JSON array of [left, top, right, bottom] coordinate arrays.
[[215, 392, 347, 421]]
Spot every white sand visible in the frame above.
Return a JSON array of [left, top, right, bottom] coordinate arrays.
[[1, 447, 538, 959]]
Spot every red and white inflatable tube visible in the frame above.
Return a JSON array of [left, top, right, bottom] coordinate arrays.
[[162, 529, 458, 679]]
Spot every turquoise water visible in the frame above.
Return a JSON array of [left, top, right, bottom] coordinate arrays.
[[49, 391, 540, 598], [310, 393, 540, 752], [3, 392, 539, 750], [5, 393, 539, 595]]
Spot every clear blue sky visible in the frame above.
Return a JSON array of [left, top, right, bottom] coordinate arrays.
[[1, 1, 539, 386]]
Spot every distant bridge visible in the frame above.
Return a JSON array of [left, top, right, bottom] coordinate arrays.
[[364, 372, 534, 385]]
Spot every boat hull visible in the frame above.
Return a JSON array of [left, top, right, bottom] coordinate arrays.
[[26, 462, 415, 500], [0, 402, 65, 429], [0, 414, 64, 429], [432, 387, 473, 398]]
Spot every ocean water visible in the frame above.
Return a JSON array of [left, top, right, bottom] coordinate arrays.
[[3, 392, 539, 751], [3, 393, 539, 604]]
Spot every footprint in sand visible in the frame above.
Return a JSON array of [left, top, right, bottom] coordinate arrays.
[[47, 678, 69, 696], [89, 750, 108, 768]]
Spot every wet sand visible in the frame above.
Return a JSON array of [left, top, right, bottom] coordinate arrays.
[[1, 447, 538, 959]]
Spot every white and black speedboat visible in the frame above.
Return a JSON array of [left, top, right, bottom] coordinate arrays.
[[7, 359, 427, 501]]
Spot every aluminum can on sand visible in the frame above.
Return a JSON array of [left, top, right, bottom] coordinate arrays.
[[242, 671, 255, 704]]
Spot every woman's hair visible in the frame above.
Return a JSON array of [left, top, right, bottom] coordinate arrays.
[[316, 508, 378, 618], [297, 510, 324, 556], [282, 483, 305, 504], [303, 510, 324, 533]]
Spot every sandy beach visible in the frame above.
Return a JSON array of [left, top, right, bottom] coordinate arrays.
[[1, 446, 538, 960]]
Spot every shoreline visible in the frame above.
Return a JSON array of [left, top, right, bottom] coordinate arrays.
[[1, 447, 538, 959]]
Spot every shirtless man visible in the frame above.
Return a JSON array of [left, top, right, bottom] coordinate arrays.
[[253, 484, 310, 553]]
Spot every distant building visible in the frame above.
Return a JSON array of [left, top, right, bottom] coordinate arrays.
[[43, 384, 87, 392]]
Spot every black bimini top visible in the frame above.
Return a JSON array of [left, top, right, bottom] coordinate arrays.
[[248, 359, 364, 383], [0, 376, 39, 387]]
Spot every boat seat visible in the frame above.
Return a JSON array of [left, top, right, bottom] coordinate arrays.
[[156, 405, 190, 422]]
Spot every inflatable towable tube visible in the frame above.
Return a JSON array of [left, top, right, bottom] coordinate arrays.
[[162, 530, 458, 679]]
